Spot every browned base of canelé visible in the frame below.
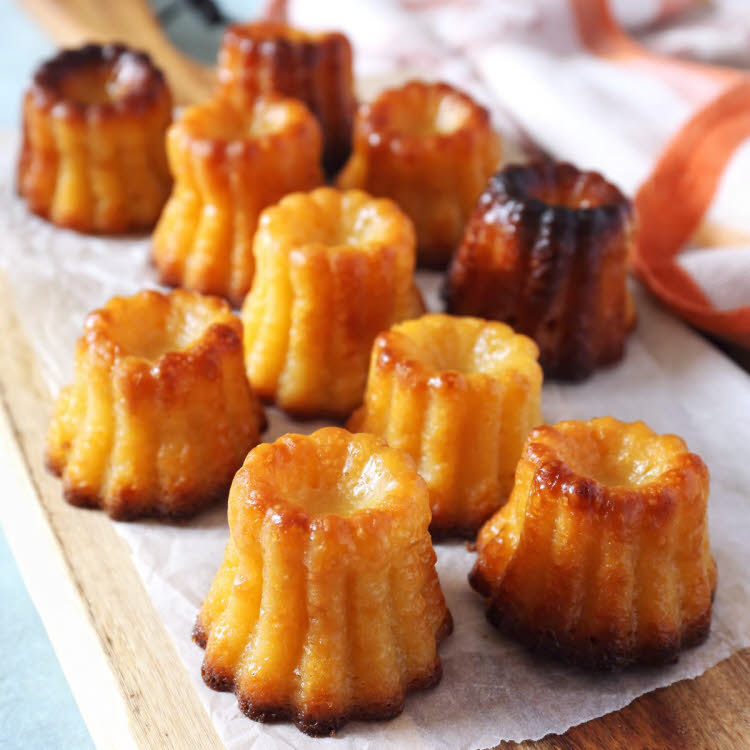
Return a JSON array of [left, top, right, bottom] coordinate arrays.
[[193, 611, 454, 737], [46, 455, 235, 522], [469, 566, 715, 670], [429, 518, 487, 542]]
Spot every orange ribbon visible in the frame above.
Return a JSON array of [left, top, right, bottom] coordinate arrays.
[[571, 0, 750, 347]]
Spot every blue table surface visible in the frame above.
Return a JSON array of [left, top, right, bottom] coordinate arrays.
[[0, 2, 258, 748]]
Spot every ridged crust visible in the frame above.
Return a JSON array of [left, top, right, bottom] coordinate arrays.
[[242, 187, 425, 417], [17, 43, 172, 234], [218, 21, 356, 176], [46, 289, 266, 520], [195, 427, 452, 736], [470, 417, 716, 669], [152, 95, 323, 307], [348, 314, 542, 538], [338, 80, 501, 267], [445, 161, 636, 380]]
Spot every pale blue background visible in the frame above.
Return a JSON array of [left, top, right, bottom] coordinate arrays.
[[0, 2, 257, 748]]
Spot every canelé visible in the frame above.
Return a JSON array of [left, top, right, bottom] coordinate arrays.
[[195, 427, 452, 736], [242, 187, 424, 416], [152, 95, 323, 307], [18, 43, 172, 233], [445, 161, 636, 379], [46, 289, 265, 520], [348, 314, 542, 538], [470, 417, 716, 668]]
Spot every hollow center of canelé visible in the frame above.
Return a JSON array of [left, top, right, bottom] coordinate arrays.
[[301, 196, 392, 249], [558, 431, 673, 488], [58, 55, 152, 106], [276, 444, 398, 517], [531, 172, 623, 211], [384, 90, 473, 137], [110, 298, 228, 362], [195, 100, 297, 141], [396, 316, 526, 377]]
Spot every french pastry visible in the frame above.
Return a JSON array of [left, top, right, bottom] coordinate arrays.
[[348, 314, 542, 538], [242, 187, 424, 417], [337, 80, 501, 267], [18, 43, 172, 234], [46, 289, 266, 520], [152, 95, 323, 308], [217, 21, 355, 176], [470, 417, 716, 669], [195, 427, 452, 736], [445, 161, 636, 380]]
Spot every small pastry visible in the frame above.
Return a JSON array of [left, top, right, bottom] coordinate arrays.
[[338, 80, 501, 267], [152, 95, 323, 307], [46, 289, 265, 520], [195, 427, 452, 736], [242, 187, 424, 417], [445, 161, 636, 380], [18, 43, 172, 233], [470, 417, 716, 669], [348, 314, 542, 538], [217, 21, 355, 176]]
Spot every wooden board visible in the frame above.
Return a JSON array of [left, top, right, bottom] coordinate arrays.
[[0, 272, 748, 750]]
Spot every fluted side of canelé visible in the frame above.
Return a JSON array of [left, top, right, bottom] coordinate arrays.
[[242, 188, 424, 417], [470, 418, 716, 669], [194, 428, 452, 736], [152, 97, 323, 308], [17, 44, 172, 233], [338, 80, 501, 267], [348, 315, 542, 538], [446, 162, 636, 380], [45, 290, 265, 520], [218, 22, 355, 176]]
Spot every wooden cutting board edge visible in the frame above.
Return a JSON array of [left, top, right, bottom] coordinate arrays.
[[0, 269, 748, 750]]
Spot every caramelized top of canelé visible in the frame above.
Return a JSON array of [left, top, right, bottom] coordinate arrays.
[[359, 80, 493, 148], [376, 314, 540, 384], [29, 43, 168, 118], [222, 20, 345, 47], [257, 187, 416, 257], [483, 161, 632, 221], [478, 417, 708, 547], [174, 95, 321, 154], [228, 427, 428, 531], [83, 289, 241, 365]]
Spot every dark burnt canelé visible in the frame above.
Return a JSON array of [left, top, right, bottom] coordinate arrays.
[[445, 161, 636, 380]]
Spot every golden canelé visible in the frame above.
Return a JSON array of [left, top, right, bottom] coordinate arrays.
[[348, 314, 543, 538], [338, 80, 501, 267], [445, 162, 636, 380], [470, 417, 716, 669], [152, 95, 323, 307], [242, 187, 424, 417], [195, 427, 452, 737], [18, 43, 172, 234], [218, 21, 355, 176], [46, 289, 265, 520]]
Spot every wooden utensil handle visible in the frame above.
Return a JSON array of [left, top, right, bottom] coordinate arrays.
[[17, 0, 215, 104]]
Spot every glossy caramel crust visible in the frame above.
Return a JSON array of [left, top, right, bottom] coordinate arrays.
[[446, 161, 636, 379], [194, 428, 452, 736], [152, 96, 323, 307], [470, 418, 716, 669], [348, 315, 542, 538], [46, 289, 266, 520], [338, 80, 501, 267], [242, 188, 424, 417], [18, 44, 172, 233], [218, 22, 355, 176]]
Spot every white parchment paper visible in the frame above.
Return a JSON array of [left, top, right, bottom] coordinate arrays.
[[2, 130, 749, 748]]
